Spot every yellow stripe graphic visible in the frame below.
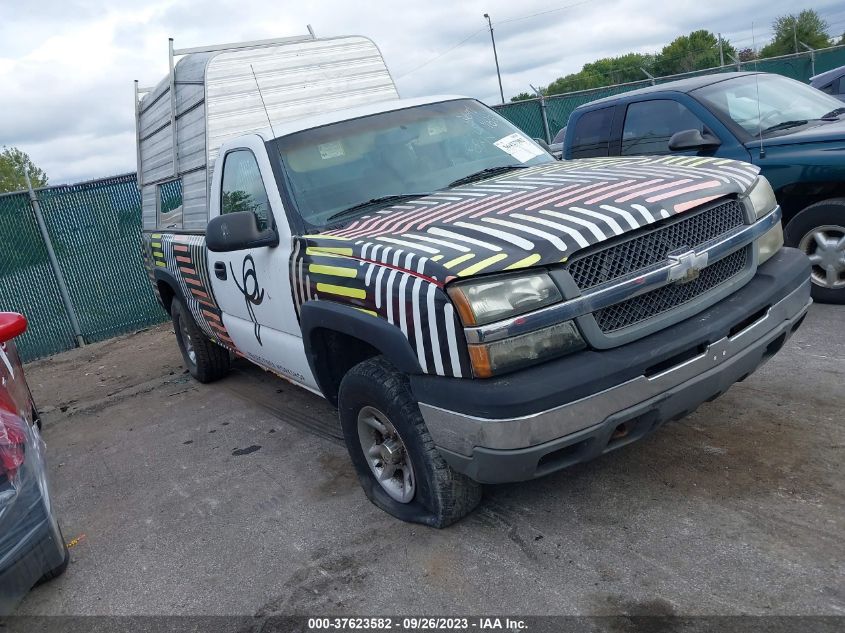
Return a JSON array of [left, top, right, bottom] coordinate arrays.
[[458, 253, 509, 276], [153, 251, 165, 258], [316, 283, 366, 299], [355, 308, 378, 317], [505, 253, 541, 270], [306, 247, 353, 256], [308, 264, 358, 278], [305, 246, 352, 257], [151, 242, 162, 248], [155, 262, 167, 267], [431, 255, 444, 261], [303, 234, 350, 241], [151, 233, 162, 238], [444, 253, 475, 268]]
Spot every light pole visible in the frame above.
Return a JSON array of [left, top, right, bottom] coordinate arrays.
[[483, 13, 505, 104]]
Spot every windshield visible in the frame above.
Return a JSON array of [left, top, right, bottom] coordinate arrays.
[[270, 99, 553, 227], [693, 74, 845, 137]]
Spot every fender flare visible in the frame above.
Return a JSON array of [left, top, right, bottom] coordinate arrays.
[[299, 301, 423, 397], [152, 268, 187, 313]]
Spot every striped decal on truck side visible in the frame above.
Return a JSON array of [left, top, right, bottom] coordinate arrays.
[[289, 238, 471, 378]]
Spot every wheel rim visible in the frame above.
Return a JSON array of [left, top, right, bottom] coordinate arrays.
[[798, 224, 845, 290], [356, 406, 416, 504], [179, 316, 197, 365]]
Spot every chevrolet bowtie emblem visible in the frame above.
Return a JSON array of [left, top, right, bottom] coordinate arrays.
[[667, 248, 708, 284]]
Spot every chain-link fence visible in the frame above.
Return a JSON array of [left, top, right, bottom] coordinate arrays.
[[497, 45, 845, 142], [0, 174, 167, 361]]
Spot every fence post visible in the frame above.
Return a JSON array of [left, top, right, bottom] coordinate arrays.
[[799, 42, 816, 77], [24, 172, 85, 348], [531, 84, 552, 144]]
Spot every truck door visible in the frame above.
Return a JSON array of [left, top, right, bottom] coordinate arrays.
[[618, 98, 751, 162], [207, 138, 319, 391]]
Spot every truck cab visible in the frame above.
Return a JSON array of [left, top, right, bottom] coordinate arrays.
[[563, 72, 845, 303], [138, 37, 811, 527]]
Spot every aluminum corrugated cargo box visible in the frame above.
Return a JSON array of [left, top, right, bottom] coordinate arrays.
[[135, 31, 398, 231]]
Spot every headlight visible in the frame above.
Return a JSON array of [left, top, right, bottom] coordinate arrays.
[[757, 222, 784, 264], [468, 321, 585, 378], [447, 272, 562, 326], [747, 176, 777, 219]]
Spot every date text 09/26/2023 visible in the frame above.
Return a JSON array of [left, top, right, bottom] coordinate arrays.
[[307, 617, 528, 631]]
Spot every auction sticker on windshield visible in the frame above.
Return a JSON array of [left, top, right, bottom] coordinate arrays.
[[319, 141, 345, 160], [494, 133, 545, 162]]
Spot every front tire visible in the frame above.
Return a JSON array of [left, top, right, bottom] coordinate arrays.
[[171, 299, 231, 383], [338, 357, 481, 528], [784, 199, 845, 304]]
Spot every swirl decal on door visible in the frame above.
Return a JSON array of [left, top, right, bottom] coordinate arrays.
[[230, 255, 265, 345]]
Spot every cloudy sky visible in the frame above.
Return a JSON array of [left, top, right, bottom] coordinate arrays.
[[2, 0, 844, 184]]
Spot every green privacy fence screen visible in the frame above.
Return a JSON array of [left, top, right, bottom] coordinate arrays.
[[496, 45, 845, 142], [0, 174, 167, 362]]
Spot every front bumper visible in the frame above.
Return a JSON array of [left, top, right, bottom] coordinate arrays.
[[413, 248, 811, 484]]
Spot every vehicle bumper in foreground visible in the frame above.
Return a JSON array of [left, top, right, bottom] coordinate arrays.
[[412, 248, 811, 484], [0, 433, 66, 615]]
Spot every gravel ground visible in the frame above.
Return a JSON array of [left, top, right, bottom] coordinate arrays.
[[9, 304, 845, 617]]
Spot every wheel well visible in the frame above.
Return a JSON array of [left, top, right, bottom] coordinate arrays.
[[156, 281, 176, 315], [310, 328, 380, 406], [775, 181, 845, 226]]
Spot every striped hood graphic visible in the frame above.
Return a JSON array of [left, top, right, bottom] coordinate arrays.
[[307, 155, 760, 280], [289, 155, 760, 379]]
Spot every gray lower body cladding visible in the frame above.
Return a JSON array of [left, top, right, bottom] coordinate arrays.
[[412, 248, 811, 484]]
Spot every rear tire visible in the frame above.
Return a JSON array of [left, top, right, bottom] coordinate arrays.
[[171, 299, 231, 383], [784, 199, 845, 304], [338, 356, 482, 528]]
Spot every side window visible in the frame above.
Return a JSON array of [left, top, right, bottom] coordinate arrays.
[[818, 81, 835, 95], [570, 107, 613, 158], [221, 150, 271, 230], [157, 178, 183, 229], [621, 100, 707, 155]]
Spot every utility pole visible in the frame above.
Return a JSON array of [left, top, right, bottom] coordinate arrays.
[[793, 21, 798, 54], [483, 13, 505, 105], [718, 33, 725, 67]]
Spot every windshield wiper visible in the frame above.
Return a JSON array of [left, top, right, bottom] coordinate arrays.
[[821, 107, 845, 120], [448, 164, 529, 188], [761, 120, 809, 134], [325, 193, 432, 223]]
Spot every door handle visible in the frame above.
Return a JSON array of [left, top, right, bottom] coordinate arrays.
[[214, 261, 227, 280]]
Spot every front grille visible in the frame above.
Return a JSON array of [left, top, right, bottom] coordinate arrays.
[[593, 247, 750, 333], [567, 199, 746, 290]]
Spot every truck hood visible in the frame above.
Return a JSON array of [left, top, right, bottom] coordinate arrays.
[[304, 156, 760, 282], [745, 118, 845, 147]]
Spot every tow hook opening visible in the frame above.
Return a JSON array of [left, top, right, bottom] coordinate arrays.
[[611, 422, 629, 441]]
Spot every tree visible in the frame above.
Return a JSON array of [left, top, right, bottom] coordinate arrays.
[[0, 147, 48, 193], [738, 47, 757, 62], [654, 30, 736, 76], [545, 52, 655, 95], [759, 10, 830, 58], [510, 91, 535, 102]]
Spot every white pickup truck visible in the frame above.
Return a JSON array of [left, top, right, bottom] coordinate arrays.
[[137, 32, 811, 526]]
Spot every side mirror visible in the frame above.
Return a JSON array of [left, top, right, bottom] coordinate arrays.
[[533, 138, 552, 153], [668, 129, 721, 152], [207, 212, 279, 252], [0, 313, 27, 344]]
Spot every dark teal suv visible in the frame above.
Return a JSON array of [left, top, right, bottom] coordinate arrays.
[[563, 72, 845, 303]]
